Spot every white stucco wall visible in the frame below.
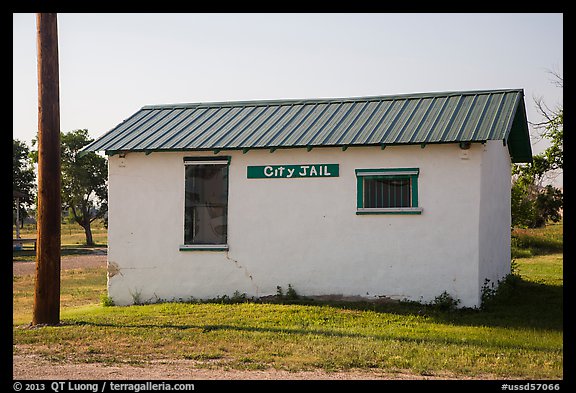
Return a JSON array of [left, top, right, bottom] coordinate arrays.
[[478, 140, 513, 302], [106, 142, 510, 308]]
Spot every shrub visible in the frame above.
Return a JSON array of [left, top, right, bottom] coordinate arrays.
[[276, 284, 300, 301], [429, 291, 460, 311], [100, 294, 115, 307], [480, 264, 522, 310]]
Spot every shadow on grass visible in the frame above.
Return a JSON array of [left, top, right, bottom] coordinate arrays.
[[61, 275, 562, 336], [64, 317, 558, 353], [268, 277, 563, 332], [13, 245, 107, 262], [429, 278, 562, 331]]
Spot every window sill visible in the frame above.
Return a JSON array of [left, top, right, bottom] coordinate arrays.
[[356, 207, 423, 215], [179, 244, 229, 251]]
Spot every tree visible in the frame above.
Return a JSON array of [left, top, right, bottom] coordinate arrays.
[[13, 139, 36, 227], [33, 129, 107, 245], [531, 69, 563, 176], [511, 70, 563, 228]]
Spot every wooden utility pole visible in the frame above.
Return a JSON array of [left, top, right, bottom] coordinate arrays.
[[33, 13, 61, 326]]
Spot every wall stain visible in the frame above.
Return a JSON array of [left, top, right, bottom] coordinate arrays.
[[107, 261, 157, 278], [107, 261, 122, 278]]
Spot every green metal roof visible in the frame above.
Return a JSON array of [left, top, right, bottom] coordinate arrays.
[[83, 89, 532, 162]]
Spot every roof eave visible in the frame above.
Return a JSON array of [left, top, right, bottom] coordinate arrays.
[[504, 94, 533, 163]]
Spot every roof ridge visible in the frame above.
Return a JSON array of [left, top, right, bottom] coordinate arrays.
[[141, 88, 524, 110]]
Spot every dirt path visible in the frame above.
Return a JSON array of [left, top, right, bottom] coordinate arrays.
[[14, 353, 458, 380], [13, 253, 107, 276]]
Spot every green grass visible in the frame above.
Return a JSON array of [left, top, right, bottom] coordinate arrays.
[[13, 220, 108, 246], [12, 245, 107, 262], [13, 267, 108, 322], [13, 220, 107, 262], [13, 223, 563, 379], [511, 221, 563, 258]]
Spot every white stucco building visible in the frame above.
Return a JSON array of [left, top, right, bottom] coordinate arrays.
[[83, 89, 532, 308]]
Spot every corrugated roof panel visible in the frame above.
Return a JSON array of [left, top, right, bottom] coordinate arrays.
[[411, 96, 448, 143], [145, 107, 209, 150], [172, 107, 233, 148], [404, 97, 438, 143], [493, 92, 519, 140], [311, 102, 357, 146], [457, 94, 488, 141], [339, 101, 381, 145], [157, 108, 202, 149], [325, 101, 368, 145], [424, 95, 461, 142], [480, 93, 506, 140], [234, 104, 292, 148], [121, 108, 185, 150], [254, 104, 309, 147], [211, 105, 269, 148], [390, 98, 426, 143], [441, 95, 469, 143], [275, 103, 321, 146], [339, 100, 382, 145], [351, 100, 392, 145], [113, 109, 175, 151], [138, 109, 189, 150], [91, 109, 155, 152], [82, 89, 532, 162], [291, 103, 333, 146], [366, 99, 407, 143], [203, 106, 261, 148], [188, 106, 248, 149], [296, 102, 343, 146], [389, 99, 423, 143], [443, 95, 477, 142], [198, 107, 250, 148]]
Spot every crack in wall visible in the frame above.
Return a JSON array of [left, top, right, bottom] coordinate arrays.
[[225, 251, 260, 297]]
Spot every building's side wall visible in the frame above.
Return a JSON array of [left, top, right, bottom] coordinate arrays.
[[478, 140, 512, 303], [107, 144, 485, 307]]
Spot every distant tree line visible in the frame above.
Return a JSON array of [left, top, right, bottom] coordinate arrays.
[[13, 139, 36, 228], [13, 129, 107, 245]]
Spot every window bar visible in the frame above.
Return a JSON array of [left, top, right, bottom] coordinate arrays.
[[387, 180, 391, 208], [366, 178, 370, 208], [379, 179, 383, 208], [408, 178, 412, 207], [363, 178, 366, 208]]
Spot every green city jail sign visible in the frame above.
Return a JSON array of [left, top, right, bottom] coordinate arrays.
[[247, 164, 339, 179]]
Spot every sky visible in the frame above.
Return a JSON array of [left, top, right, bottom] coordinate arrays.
[[13, 13, 563, 183]]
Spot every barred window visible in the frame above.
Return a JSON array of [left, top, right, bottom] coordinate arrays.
[[356, 168, 422, 215]]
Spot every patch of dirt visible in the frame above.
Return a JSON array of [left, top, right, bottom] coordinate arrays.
[[13, 353, 473, 380], [13, 254, 107, 276]]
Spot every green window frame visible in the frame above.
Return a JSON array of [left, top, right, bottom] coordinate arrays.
[[180, 156, 231, 251], [355, 168, 422, 215]]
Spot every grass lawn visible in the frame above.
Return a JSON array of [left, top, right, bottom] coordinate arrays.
[[13, 220, 108, 247], [13, 220, 107, 262], [511, 222, 563, 258], [13, 223, 563, 379]]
